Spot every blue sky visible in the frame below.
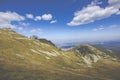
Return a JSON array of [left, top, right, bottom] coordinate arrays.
[[0, 0, 120, 43]]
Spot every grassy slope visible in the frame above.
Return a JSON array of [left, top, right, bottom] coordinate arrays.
[[0, 29, 120, 80]]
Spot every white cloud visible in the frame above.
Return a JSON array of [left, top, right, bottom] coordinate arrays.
[[17, 27, 23, 30], [93, 27, 104, 31], [0, 24, 16, 29], [19, 22, 30, 26], [30, 28, 43, 34], [116, 11, 120, 15], [108, 0, 120, 8], [50, 20, 57, 24], [26, 14, 34, 19], [30, 29, 36, 32], [93, 28, 98, 31], [99, 27, 104, 30], [0, 11, 25, 29], [93, 25, 104, 31], [26, 13, 55, 22], [91, 0, 103, 5], [67, 0, 120, 26], [108, 0, 120, 15], [109, 25, 120, 28], [92, 24, 120, 31], [42, 14, 52, 20], [15, 22, 30, 31], [34, 16, 41, 21]]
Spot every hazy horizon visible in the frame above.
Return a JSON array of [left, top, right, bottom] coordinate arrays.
[[0, 0, 120, 43]]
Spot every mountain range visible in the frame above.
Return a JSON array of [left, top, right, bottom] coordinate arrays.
[[0, 29, 120, 80]]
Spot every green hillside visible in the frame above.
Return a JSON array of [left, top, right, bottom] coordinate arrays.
[[0, 29, 120, 80]]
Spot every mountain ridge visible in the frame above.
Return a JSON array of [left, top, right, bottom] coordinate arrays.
[[0, 29, 120, 80]]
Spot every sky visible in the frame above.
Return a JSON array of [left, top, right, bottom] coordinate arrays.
[[0, 0, 120, 44]]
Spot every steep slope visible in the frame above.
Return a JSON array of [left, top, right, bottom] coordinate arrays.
[[0, 29, 120, 80]]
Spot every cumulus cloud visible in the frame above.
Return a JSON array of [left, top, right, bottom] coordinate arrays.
[[26, 13, 54, 22], [108, 0, 120, 8], [26, 14, 34, 19], [108, 0, 120, 14], [0, 11, 25, 29], [50, 20, 57, 24], [67, 0, 120, 26], [34, 16, 41, 21], [41, 14, 52, 20]]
